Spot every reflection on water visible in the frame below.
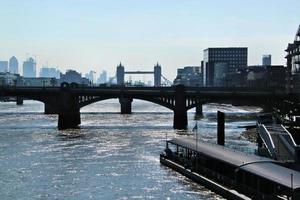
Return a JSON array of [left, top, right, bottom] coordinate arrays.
[[0, 100, 259, 199]]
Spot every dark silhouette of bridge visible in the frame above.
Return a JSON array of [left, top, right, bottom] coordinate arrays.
[[0, 85, 298, 129]]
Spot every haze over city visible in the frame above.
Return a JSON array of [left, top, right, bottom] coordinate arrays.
[[1, 0, 300, 79]]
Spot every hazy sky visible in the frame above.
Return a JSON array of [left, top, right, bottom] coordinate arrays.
[[0, 0, 300, 80]]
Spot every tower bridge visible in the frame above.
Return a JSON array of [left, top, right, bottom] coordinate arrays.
[[116, 63, 163, 86], [0, 85, 299, 130]]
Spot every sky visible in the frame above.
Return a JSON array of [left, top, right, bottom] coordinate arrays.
[[0, 0, 300, 80]]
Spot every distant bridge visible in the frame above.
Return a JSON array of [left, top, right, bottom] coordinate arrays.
[[0, 85, 299, 129], [115, 62, 173, 86]]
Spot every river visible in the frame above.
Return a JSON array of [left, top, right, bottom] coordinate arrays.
[[0, 100, 259, 200]]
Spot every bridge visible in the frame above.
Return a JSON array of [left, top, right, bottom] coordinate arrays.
[[116, 63, 169, 86], [0, 84, 299, 130]]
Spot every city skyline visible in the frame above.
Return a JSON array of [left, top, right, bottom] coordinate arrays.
[[1, 0, 300, 79]]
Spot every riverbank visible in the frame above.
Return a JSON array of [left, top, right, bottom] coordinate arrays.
[[239, 127, 257, 143]]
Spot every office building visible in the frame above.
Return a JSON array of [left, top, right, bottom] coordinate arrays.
[[9, 56, 19, 74], [59, 69, 90, 85], [246, 65, 285, 89], [0, 72, 21, 86], [203, 47, 248, 86], [23, 57, 36, 77], [40, 67, 60, 78], [0, 61, 8, 73], [97, 70, 107, 84], [85, 70, 96, 84], [262, 55, 272, 66], [173, 66, 203, 86], [22, 77, 57, 87]]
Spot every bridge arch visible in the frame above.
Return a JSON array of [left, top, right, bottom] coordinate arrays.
[[78, 96, 175, 111]]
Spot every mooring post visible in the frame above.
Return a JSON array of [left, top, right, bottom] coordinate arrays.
[[196, 104, 203, 116], [16, 97, 23, 105], [217, 111, 225, 146], [119, 97, 133, 114], [57, 90, 81, 130], [173, 85, 187, 129]]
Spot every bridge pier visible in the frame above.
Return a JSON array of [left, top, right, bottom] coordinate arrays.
[[173, 85, 187, 129], [57, 91, 81, 130], [58, 111, 81, 130], [119, 97, 133, 114], [16, 97, 23, 105]]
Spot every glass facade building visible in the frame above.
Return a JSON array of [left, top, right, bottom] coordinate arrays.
[[22, 57, 36, 77], [0, 61, 8, 73], [9, 56, 18, 74], [203, 47, 248, 86]]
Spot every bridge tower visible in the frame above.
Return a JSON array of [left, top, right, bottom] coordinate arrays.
[[154, 63, 161, 86], [116, 63, 125, 85]]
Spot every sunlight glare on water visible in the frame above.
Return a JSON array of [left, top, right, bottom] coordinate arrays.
[[0, 100, 259, 199]]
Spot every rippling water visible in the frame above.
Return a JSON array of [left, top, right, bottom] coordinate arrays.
[[0, 100, 259, 199]]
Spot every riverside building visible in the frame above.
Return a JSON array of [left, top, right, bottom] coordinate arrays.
[[203, 47, 247, 86]]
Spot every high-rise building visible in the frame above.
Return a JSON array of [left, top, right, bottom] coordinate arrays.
[[0, 61, 8, 73], [203, 47, 248, 86], [40, 67, 60, 78], [262, 55, 272, 65], [9, 56, 19, 74], [9, 56, 18, 74], [85, 70, 96, 84], [23, 57, 36, 77], [97, 70, 107, 84]]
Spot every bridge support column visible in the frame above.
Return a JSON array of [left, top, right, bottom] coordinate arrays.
[[44, 103, 59, 114], [58, 91, 81, 130], [173, 85, 187, 129], [119, 97, 133, 114], [58, 110, 81, 130], [195, 104, 203, 116], [16, 97, 23, 105]]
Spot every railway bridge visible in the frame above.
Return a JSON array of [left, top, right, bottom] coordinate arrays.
[[0, 84, 298, 129]]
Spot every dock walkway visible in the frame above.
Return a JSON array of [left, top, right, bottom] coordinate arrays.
[[258, 124, 297, 161]]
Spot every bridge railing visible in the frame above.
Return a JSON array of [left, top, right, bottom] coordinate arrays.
[[258, 124, 276, 158], [281, 125, 297, 146]]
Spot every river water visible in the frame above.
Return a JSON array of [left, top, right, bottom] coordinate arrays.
[[0, 100, 259, 200]]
